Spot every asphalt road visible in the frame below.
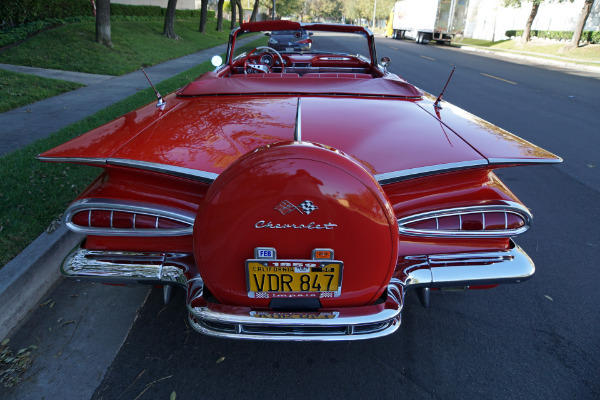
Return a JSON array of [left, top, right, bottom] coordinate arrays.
[[87, 39, 600, 399], [4, 39, 599, 400]]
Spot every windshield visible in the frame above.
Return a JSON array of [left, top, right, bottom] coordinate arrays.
[[232, 28, 372, 62]]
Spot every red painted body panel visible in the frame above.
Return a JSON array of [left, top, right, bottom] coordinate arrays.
[[39, 93, 182, 160], [418, 94, 560, 163], [40, 79, 559, 178], [300, 97, 484, 175], [38, 22, 562, 340]]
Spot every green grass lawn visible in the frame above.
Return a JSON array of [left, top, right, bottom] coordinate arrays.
[[0, 61, 217, 267], [0, 17, 230, 76], [0, 70, 83, 113], [455, 38, 600, 64]]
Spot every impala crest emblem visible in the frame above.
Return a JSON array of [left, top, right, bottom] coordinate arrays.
[[275, 200, 318, 215]]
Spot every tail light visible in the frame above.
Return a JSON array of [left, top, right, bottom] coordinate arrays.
[[297, 39, 312, 44], [397, 202, 532, 238], [65, 199, 194, 236]]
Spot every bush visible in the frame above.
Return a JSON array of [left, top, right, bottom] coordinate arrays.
[[0, 0, 92, 26], [504, 29, 600, 44], [0, 17, 91, 48], [0, 0, 214, 27], [0, 2, 216, 48]]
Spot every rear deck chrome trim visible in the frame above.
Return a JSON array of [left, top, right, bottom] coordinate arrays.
[[36, 156, 219, 184], [294, 98, 302, 141], [375, 160, 488, 185], [107, 158, 219, 183], [487, 157, 563, 165], [35, 156, 107, 165]]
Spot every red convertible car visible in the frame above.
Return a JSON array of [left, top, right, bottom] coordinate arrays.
[[38, 21, 560, 340]]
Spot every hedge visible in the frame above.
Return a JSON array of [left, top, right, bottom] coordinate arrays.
[[0, 2, 216, 48], [0, 0, 214, 27], [505, 29, 600, 44]]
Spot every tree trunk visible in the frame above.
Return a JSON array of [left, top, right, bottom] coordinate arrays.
[[237, 0, 244, 26], [163, 0, 179, 39], [216, 0, 224, 31], [522, 2, 539, 43], [199, 0, 208, 33], [250, 0, 259, 22], [95, 0, 111, 47], [230, 0, 237, 30], [565, 0, 593, 49]]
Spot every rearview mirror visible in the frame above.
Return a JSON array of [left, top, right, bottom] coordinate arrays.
[[380, 56, 391, 73]]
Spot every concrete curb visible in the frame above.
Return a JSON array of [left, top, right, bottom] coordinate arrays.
[[0, 35, 259, 340], [459, 45, 600, 74], [0, 224, 83, 340]]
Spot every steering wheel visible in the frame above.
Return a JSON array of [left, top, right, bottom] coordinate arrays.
[[243, 46, 285, 74]]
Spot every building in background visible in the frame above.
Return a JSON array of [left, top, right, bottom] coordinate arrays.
[[464, 0, 599, 41], [112, 0, 201, 10]]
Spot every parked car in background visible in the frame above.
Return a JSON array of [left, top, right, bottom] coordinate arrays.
[[38, 20, 561, 341], [268, 28, 313, 52]]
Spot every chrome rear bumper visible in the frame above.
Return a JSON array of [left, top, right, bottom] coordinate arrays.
[[61, 240, 534, 340]]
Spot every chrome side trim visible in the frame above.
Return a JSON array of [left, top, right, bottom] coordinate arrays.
[[397, 201, 532, 238], [36, 156, 107, 165], [64, 198, 195, 236], [107, 158, 218, 184], [375, 160, 488, 185], [488, 157, 563, 165], [36, 155, 218, 184]]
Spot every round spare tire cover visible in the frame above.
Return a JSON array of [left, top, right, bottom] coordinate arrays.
[[194, 142, 399, 308]]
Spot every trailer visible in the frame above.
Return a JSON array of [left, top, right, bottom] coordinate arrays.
[[391, 0, 469, 45]]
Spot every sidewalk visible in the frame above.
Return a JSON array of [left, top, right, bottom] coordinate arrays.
[[0, 38, 256, 400], [0, 39, 239, 333], [0, 63, 113, 85], [0, 42, 232, 156]]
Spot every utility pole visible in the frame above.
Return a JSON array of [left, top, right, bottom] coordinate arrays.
[[372, 0, 377, 30], [272, 0, 276, 20]]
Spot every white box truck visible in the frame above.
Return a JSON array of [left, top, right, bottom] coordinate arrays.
[[391, 0, 469, 44]]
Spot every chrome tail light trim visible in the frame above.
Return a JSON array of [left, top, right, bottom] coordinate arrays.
[[65, 198, 195, 236], [397, 201, 532, 238]]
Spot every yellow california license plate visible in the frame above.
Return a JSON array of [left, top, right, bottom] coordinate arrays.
[[246, 260, 342, 298]]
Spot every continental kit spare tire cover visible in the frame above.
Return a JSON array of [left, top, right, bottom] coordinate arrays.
[[194, 142, 399, 308]]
